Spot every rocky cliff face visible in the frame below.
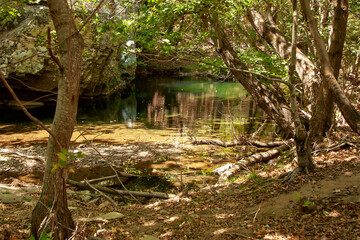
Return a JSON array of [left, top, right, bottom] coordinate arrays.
[[0, 3, 136, 108]]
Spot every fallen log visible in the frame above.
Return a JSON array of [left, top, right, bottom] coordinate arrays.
[[191, 139, 285, 148], [67, 179, 175, 199], [216, 140, 294, 185]]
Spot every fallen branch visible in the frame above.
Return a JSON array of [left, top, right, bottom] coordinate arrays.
[[84, 173, 139, 185], [191, 139, 285, 148], [67, 179, 175, 199], [0, 149, 44, 162], [108, 164, 142, 204], [216, 140, 294, 185], [84, 179, 118, 207]]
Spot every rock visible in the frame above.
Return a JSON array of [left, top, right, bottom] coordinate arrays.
[[90, 212, 124, 222], [0, 3, 136, 105]]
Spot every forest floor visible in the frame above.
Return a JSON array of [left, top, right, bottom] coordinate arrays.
[[0, 124, 360, 239]]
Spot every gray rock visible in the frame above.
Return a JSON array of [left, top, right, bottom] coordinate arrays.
[[0, 3, 136, 105]]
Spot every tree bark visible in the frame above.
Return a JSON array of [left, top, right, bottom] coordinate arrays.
[[308, 0, 349, 141], [246, 9, 320, 102], [207, 16, 295, 138], [31, 0, 84, 239], [300, 0, 360, 134], [288, 0, 314, 171], [216, 141, 293, 184], [246, 9, 334, 140], [328, 0, 348, 80]]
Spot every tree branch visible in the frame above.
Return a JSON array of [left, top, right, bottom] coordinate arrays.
[[79, 0, 108, 32], [0, 71, 62, 149], [47, 27, 64, 72]]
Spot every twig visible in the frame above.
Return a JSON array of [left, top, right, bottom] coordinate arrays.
[[85, 173, 138, 184], [84, 179, 118, 207], [253, 201, 262, 223], [76, 130, 142, 204], [47, 27, 64, 72], [79, 0, 108, 32], [0, 71, 62, 150], [251, 119, 269, 139], [108, 164, 142, 204]]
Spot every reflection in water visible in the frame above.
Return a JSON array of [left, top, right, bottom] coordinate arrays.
[[139, 77, 274, 139], [147, 90, 167, 129], [121, 96, 137, 128], [77, 93, 137, 127], [1, 77, 276, 139]]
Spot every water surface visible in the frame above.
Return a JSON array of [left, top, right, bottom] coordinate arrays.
[[0, 77, 277, 140]]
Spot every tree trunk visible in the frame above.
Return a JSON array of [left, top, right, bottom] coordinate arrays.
[[31, 0, 84, 239], [300, 0, 360, 134], [246, 9, 320, 102], [308, 0, 349, 141], [288, 0, 315, 171], [328, 0, 348, 80], [207, 16, 295, 138], [246, 9, 334, 140]]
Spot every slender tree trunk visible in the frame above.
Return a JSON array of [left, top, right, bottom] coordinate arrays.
[[288, 0, 314, 171], [246, 9, 334, 140], [309, 0, 349, 141], [300, 0, 360, 134], [328, 0, 348, 79], [31, 0, 84, 239], [206, 16, 295, 138], [246, 9, 320, 102]]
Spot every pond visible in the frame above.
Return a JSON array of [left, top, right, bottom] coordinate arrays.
[[0, 76, 279, 190], [76, 76, 278, 141], [0, 76, 280, 142]]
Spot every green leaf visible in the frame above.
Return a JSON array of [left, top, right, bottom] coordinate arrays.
[[51, 164, 58, 173], [58, 159, 67, 168], [61, 148, 70, 155], [57, 152, 67, 162]]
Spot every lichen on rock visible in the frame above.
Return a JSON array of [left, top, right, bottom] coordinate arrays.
[[0, 3, 136, 107]]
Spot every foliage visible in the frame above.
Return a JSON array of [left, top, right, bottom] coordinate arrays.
[[294, 193, 313, 207], [0, 0, 26, 32], [52, 148, 85, 173], [30, 231, 53, 240]]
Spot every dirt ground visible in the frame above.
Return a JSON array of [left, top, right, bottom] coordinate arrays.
[[0, 124, 360, 239]]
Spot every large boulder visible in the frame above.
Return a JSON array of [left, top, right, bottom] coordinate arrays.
[[0, 3, 136, 107]]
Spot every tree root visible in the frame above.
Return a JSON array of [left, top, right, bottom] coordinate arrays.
[[280, 167, 300, 183]]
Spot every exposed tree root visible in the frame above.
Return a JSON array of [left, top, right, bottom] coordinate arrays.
[[215, 140, 294, 185], [280, 167, 300, 183]]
